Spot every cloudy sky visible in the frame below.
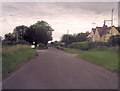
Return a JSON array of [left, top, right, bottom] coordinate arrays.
[[1, 2, 118, 41]]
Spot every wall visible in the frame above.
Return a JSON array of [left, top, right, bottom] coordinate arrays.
[[94, 29, 101, 41]]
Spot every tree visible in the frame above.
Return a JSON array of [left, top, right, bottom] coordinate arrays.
[[109, 35, 120, 46], [13, 25, 28, 40], [24, 21, 54, 46], [61, 34, 75, 46], [61, 33, 87, 46], [75, 33, 87, 42], [85, 31, 90, 36], [4, 33, 16, 41]]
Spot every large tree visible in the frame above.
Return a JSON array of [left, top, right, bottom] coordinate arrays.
[[24, 21, 54, 46], [13, 25, 28, 40]]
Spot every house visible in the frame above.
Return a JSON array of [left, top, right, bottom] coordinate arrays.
[[90, 26, 120, 42], [89, 22, 120, 42], [103, 26, 120, 42], [101, 27, 111, 42], [90, 28, 96, 42], [88, 28, 96, 42], [101, 26, 120, 42], [109, 26, 120, 35], [89, 24, 111, 42], [94, 28, 102, 41]]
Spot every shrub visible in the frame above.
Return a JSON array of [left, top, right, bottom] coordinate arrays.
[[89, 42, 110, 48], [37, 43, 45, 49], [108, 35, 120, 46], [2, 41, 14, 45], [2, 40, 30, 46], [16, 40, 30, 45]]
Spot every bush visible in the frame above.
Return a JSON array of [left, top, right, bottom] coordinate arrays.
[[2, 40, 30, 46], [2, 41, 14, 45], [108, 35, 120, 46], [37, 43, 45, 49], [16, 40, 30, 45], [89, 42, 110, 48]]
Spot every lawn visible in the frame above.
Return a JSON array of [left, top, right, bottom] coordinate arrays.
[[64, 47, 118, 72], [2, 44, 38, 77]]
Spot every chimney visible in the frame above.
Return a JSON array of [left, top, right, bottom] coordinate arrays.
[[103, 20, 105, 27], [118, 1, 120, 27], [103, 21, 108, 28]]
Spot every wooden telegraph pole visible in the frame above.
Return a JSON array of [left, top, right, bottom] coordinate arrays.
[[104, 8, 114, 27], [118, 1, 120, 27]]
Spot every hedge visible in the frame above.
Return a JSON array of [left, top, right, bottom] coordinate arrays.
[[68, 41, 111, 50], [2, 40, 30, 45], [68, 41, 90, 50]]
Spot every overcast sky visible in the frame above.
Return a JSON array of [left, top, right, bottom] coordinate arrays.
[[1, 2, 118, 41]]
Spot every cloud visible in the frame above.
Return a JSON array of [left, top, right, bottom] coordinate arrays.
[[1, 2, 118, 41], [2, 2, 117, 17]]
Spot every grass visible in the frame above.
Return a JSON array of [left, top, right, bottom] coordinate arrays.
[[64, 47, 118, 72], [2, 44, 38, 77]]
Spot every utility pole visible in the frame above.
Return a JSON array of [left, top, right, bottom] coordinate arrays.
[[111, 8, 114, 26], [104, 8, 114, 27], [67, 30, 69, 45], [118, 1, 120, 27], [67, 30, 69, 35]]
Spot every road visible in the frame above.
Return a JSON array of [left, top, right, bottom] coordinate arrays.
[[3, 47, 118, 89]]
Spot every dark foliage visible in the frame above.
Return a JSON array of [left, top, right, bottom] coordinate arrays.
[[108, 35, 120, 46]]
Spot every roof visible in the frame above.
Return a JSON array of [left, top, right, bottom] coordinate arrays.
[[114, 27, 120, 32], [92, 28, 96, 34], [96, 27, 111, 37]]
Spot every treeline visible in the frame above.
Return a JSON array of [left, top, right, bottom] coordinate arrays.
[[3, 20, 54, 46], [61, 32, 90, 46]]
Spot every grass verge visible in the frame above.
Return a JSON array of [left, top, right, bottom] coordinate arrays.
[[2, 44, 38, 77], [64, 47, 118, 72]]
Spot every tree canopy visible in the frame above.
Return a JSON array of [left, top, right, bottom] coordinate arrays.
[[61, 32, 88, 46], [24, 21, 54, 46], [4, 33, 16, 41], [13, 25, 28, 40], [3, 20, 54, 46]]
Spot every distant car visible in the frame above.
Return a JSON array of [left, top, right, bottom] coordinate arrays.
[[31, 45, 35, 49]]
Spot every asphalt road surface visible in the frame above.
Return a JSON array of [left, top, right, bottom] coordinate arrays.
[[3, 47, 118, 89]]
